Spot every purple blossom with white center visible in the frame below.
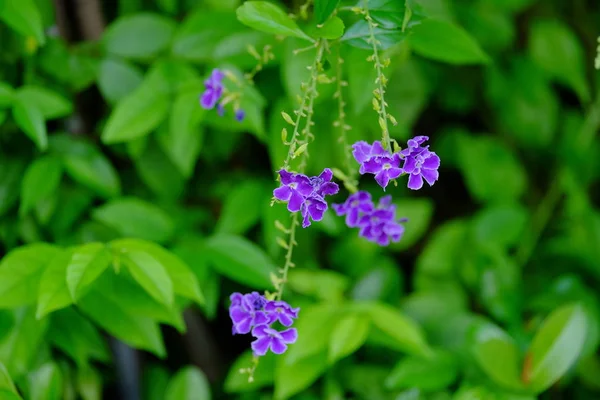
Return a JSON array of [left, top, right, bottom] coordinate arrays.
[[265, 301, 300, 326], [332, 191, 374, 227], [200, 69, 224, 109], [352, 141, 403, 189], [273, 168, 339, 228], [251, 325, 298, 356], [399, 136, 440, 190], [333, 192, 407, 246], [229, 292, 269, 335]]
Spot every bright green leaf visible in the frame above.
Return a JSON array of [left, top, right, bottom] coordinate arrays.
[[16, 86, 72, 119], [122, 250, 174, 307], [77, 365, 102, 400], [165, 366, 211, 400], [20, 156, 62, 217], [216, 180, 266, 235], [342, 20, 405, 50], [0, 0, 45, 44], [12, 99, 47, 150], [92, 197, 175, 243], [471, 204, 528, 248], [314, 0, 339, 24], [0, 82, 15, 108], [97, 58, 144, 104], [224, 350, 276, 393], [66, 242, 112, 302], [526, 303, 588, 392], [236, 1, 313, 41], [36, 250, 73, 319], [385, 351, 458, 391], [285, 304, 339, 364], [27, 362, 62, 400], [328, 314, 369, 364], [103, 13, 176, 59], [205, 235, 276, 288], [275, 353, 328, 400], [0, 362, 20, 397], [308, 16, 345, 39], [0, 244, 60, 308], [408, 19, 490, 64], [288, 269, 349, 301]]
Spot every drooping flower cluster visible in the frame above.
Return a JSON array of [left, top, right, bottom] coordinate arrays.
[[199, 68, 245, 122], [229, 292, 299, 356], [273, 168, 340, 228], [352, 136, 440, 190], [333, 191, 407, 246]]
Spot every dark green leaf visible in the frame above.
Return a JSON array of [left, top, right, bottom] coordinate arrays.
[[471, 204, 528, 248], [164, 366, 211, 400], [328, 314, 369, 364], [525, 303, 588, 392], [391, 198, 433, 250], [224, 350, 276, 393], [408, 19, 490, 64], [19, 156, 62, 217], [134, 139, 185, 200], [314, 0, 339, 24], [36, 249, 73, 318], [97, 58, 144, 104], [205, 235, 276, 288], [16, 86, 72, 119], [12, 98, 47, 150], [27, 362, 62, 400], [0, 0, 45, 44], [0, 82, 15, 108], [0, 244, 60, 308], [66, 242, 112, 302], [285, 304, 339, 364], [275, 353, 328, 400], [385, 351, 458, 391], [342, 20, 405, 50], [0, 157, 26, 218], [103, 13, 175, 59], [92, 198, 175, 243], [77, 365, 102, 400], [47, 307, 111, 366], [216, 179, 266, 235], [142, 364, 170, 400], [236, 1, 313, 41]]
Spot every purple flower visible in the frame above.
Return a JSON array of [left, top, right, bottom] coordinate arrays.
[[235, 109, 245, 122], [251, 325, 298, 356], [273, 168, 339, 228], [332, 191, 374, 227], [200, 69, 225, 109], [265, 301, 300, 326], [399, 136, 440, 190], [352, 141, 402, 189], [333, 192, 407, 246], [229, 292, 269, 335]]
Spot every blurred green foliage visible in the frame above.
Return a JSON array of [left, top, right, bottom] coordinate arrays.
[[0, 0, 599, 399]]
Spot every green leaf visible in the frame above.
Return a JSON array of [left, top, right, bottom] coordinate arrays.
[[236, 1, 313, 42], [77, 365, 102, 400], [0, 390, 23, 400], [288, 269, 350, 301], [27, 362, 62, 400], [97, 58, 144, 104], [0, 0, 45, 44], [275, 353, 328, 400], [16, 86, 72, 119], [0, 82, 14, 108], [165, 366, 211, 400], [205, 235, 276, 288], [49, 135, 121, 198], [216, 180, 266, 235], [358, 302, 430, 356], [328, 314, 370, 364], [92, 198, 175, 243], [0, 157, 26, 218], [457, 135, 527, 203], [78, 287, 166, 357], [0, 244, 60, 308], [472, 323, 524, 391], [134, 139, 185, 199], [385, 351, 458, 391], [66, 243, 112, 302], [47, 307, 110, 366], [12, 98, 47, 150], [158, 91, 204, 178], [142, 364, 170, 400], [111, 238, 204, 305], [529, 20, 589, 103], [390, 198, 433, 251], [309, 16, 345, 40], [342, 20, 405, 50], [0, 362, 20, 398], [121, 250, 174, 307], [408, 19, 490, 64], [224, 350, 276, 393], [101, 73, 170, 144], [471, 204, 528, 248], [314, 0, 339, 24], [36, 250, 73, 319], [20, 156, 62, 217], [103, 13, 176, 59], [285, 304, 339, 364], [525, 303, 588, 393]]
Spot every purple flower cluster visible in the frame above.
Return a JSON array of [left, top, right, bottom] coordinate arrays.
[[333, 191, 407, 246], [199, 68, 245, 122], [352, 137, 439, 190], [229, 292, 299, 356], [273, 168, 340, 228]]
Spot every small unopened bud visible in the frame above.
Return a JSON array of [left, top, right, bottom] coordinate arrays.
[[281, 112, 295, 125], [293, 143, 308, 158]]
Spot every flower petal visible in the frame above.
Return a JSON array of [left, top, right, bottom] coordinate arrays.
[[273, 185, 292, 201], [421, 168, 439, 186], [278, 169, 294, 185], [423, 153, 440, 170], [407, 172, 423, 190], [253, 311, 269, 326], [402, 156, 417, 173], [251, 336, 271, 356], [280, 328, 298, 343], [374, 171, 390, 189], [270, 338, 288, 354], [319, 182, 339, 197], [288, 191, 304, 212], [235, 317, 252, 334], [318, 168, 333, 181]]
